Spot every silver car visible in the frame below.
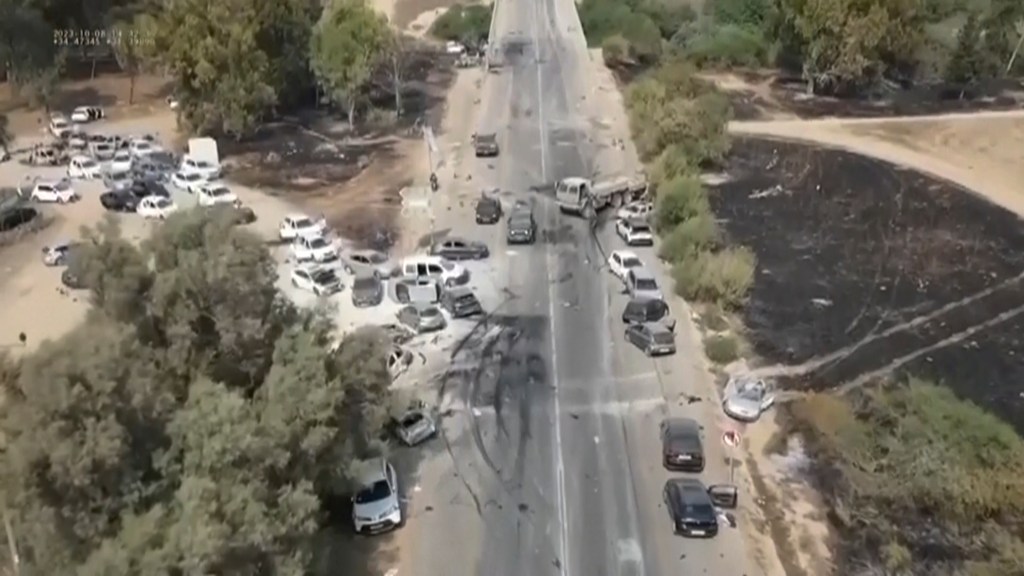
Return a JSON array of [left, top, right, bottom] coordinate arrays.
[[397, 303, 446, 334], [103, 170, 132, 191], [722, 375, 775, 422], [394, 406, 437, 446], [341, 249, 393, 278]]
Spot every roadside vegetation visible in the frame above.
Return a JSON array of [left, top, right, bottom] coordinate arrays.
[[0, 212, 394, 573], [429, 4, 494, 46], [586, 0, 1024, 571]]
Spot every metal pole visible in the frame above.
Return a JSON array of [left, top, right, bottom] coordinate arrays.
[[3, 506, 20, 575]]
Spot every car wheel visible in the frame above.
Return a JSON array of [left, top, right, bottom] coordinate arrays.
[[291, 278, 298, 287], [344, 265, 354, 275]]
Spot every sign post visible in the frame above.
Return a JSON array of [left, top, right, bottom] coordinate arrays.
[[721, 430, 741, 484]]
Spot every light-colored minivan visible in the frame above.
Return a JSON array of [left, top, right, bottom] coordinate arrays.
[[398, 255, 469, 288], [627, 267, 664, 301]]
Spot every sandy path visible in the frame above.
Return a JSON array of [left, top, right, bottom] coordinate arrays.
[[729, 109, 1024, 219]]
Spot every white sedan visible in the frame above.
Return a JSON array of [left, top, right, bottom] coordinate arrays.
[[180, 155, 221, 180], [49, 116, 73, 138], [67, 155, 102, 179], [110, 150, 134, 173], [616, 201, 653, 221], [607, 250, 644, 281], [130, 139, 159, 158], [615, 218, 654, 247], [290, 266, 343, 296], [197, 184, 238, 207], [170, 171, 209, 193], [279, 214, 326, 241], [30, 180, 77, 203], [290, 235, 338, 263], [137, 196, 177, 219]]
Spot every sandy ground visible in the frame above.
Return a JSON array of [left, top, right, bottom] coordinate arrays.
[[725, 103, 1024, 576]]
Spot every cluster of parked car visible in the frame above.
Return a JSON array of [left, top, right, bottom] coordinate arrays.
[[474, 191, 538, 246]]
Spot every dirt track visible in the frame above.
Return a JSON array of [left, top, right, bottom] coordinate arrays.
[[729, 110, 1024, 218]]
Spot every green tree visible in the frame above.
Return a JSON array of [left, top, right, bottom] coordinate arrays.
[[0, 209, 394, 574], [109, 17, 147, 105], [0, 1, 56, 88], [310, 0, 390, 130], [777, 0, 925, 94], [944, 13, 989, 91]]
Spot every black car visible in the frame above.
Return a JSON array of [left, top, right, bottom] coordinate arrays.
[[132, 153, 176, 180], [622, 297, 676, 332], [475, 195, 502, 224], [625, 322, 676, 356], [660, 417, 704, 472], [664, 478, 719, 538], [351, 274, 385, 308], [430, 237, 489, 260], [99, 190, 139, 212], [473, 133, 499, 157], [506, 212, 536, 244], [440, 286, 483, 318], [129, 178, 170, 199]]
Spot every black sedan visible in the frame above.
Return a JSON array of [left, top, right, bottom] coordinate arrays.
[[475, 195, 502, 224], [430, 237, 489, 260], [100, 190, 139, 212], [663, 478, 719, 538], [129, 178, 170, 199]]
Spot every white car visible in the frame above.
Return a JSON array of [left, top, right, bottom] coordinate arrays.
[[607, 250, 645, 281], [290, 266, 343, 296], [70, 106, 103, 123], [197, 184, 238, 207], [180, 155, 221, 180], [67, 155, 102, 179], [352, 458, 403, 534], [67, 132, 88, 150], [110, 150, 134, 173], [278, 214, 326, 241], [616, 217, 655, 247], [170, 171, 209, 193], [130, 139, 158, 158], [30, 180, 77, 203], [49, 116, 73, 138], [616, 201, 653, 221], [723, 376, 776, 422], [137, 196, 177, 219], [290, 234, 338, 263], [445, 41, 465, 54]]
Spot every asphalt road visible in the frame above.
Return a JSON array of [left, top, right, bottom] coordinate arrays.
[[404, 0, 761, 574]]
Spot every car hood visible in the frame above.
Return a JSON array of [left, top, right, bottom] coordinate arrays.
[[420, 315, 446, 328], [352, 286, 380, 300], [724, 396, 762, 415], [353, 495, 398, 520]]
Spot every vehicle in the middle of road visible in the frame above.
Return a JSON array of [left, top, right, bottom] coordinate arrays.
[[472, 132, 499, 157], [398, 255, 468, 288], [29, 179, 77, 203], [660, 417, 705, 472], [616, 217, 654, 246], [474, 192, 502, 224], [350, 274, 384, 307], [430, 237, 489, 260], [67, 155, 102, 179], [506, 210, 536, 244], [393, 406, 437, 447], [439, 286, 483, 318], [664, 478, 719, 538], [290, 234, 337, 263], [397, 303, 447, 333]]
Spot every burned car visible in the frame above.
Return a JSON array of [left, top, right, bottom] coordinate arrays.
[[722, 375, 775, 422], [393, 404, 437, 447], [473, 132, 499, 157], [475, 193, 502, 225]]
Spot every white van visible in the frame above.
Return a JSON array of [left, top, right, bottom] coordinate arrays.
[[398, 255, 468, 287]]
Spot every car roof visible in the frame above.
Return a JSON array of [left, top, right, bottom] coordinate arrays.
[[613, 250, 640, 260], [630, 267, 656, 280], [664, 417, 701, 437], [667, 478, 712, 502], [625, 217, 649, 226], [356, 458, 389, 485]]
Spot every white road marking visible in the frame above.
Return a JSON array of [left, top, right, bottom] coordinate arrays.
[[462, 397, 665, 417], [505, 250, 519, 256]]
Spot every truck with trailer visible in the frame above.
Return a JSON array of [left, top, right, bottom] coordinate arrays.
[[554, 175, 648, 218]]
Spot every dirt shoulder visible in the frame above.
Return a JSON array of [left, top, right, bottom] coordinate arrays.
[[729, 110, 1024, 219]]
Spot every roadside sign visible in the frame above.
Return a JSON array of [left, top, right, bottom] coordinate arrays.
[[722, 430, 741, 448]]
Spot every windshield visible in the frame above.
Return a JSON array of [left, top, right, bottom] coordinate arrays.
[[97, 144, 112, 152], [209, 187, 229, 197], [623, 257, 642, 268], [313, 271, 338, 284], [195, 160, 212, 168], [510, 216, 531, 227], [294, 218, 314, 228], [455, 294, 477, 305], [684, 503, 715, 517], [632, 223, 651, 232], [420, 307, 440, 318], [636, 279, 658, 291], [353, 277, 377, 290], [81, 159, 98, 168], [354, 480, 391, 504], [308, 237, 328, 249]]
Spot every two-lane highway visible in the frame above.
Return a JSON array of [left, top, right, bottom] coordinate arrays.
[[403, 0, 764, 574]]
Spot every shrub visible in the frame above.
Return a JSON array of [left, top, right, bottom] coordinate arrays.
[[706, 0, 776, 29], [619, 12, 663, 63], [430, 4, 493, 44], [703, 333, 739, 364], [658, 213, 720, 262], [650, 144, 697, 185], [671, 246, 756, 309], [602, 34, 631, 66], [683, 24, 772, 69], [638, 0, 697, 39], [700, 304, 730, 331], [654, 176, 709, 231]]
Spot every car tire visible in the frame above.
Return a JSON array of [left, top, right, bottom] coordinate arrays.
[[291, 278, 298, 287], [645, 346, 653, 357], [344, 265, 354, 275]]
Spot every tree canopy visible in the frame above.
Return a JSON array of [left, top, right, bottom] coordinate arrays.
[[0, 211, 393, 574]]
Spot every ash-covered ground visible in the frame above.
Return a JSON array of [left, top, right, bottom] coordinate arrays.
[[712, 138, 1024, 431]]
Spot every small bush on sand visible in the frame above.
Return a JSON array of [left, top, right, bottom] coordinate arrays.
[[658, 213, 720, 262], [602, 34, 631, 66], [654, 176, 709, 231], [672, 246, 756, 309], [430, 4, 493, 45], [700, 304, 730, 331], [703, 333, 739, 364]]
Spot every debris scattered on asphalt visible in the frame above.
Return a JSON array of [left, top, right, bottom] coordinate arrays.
[[518, 503, 529, 512]]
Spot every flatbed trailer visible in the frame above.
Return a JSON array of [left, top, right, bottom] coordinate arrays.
[[554, 176, 648, 217]]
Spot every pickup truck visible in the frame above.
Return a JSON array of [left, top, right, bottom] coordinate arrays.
[[554, 176, 648, 217]]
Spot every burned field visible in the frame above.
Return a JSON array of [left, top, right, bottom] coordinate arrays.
[[712, 138, 1024, 430]]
